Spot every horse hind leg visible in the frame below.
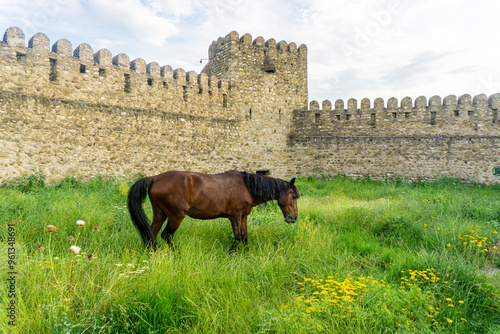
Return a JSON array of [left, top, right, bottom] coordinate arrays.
[[160, 214, 185, 248], [150, 201, 167, 244]]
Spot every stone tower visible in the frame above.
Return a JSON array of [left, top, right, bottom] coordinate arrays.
[[205, 31, 308, 175]]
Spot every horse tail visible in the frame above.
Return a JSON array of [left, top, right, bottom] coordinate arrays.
[[127, 177, 156, 248]]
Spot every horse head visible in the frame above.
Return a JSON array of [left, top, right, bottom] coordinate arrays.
[[277, 178, 300, 223]]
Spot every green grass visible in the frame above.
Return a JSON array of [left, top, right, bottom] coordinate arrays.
[[1, 173, 500, 333]]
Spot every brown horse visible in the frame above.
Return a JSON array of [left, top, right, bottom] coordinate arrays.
[[127, 170, 300, 249]]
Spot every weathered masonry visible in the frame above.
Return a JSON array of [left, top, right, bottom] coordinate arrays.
[[0, 27, 499, 183]]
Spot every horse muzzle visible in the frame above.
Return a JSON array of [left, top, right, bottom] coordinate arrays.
[[285, 215, 298, 224]]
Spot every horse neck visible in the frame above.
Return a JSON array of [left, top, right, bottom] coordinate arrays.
[[253, 195, 278, 206], [250, 178, 285, 206]]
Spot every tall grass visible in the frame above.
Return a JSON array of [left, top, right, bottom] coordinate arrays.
[[1, 174, 499, 333]]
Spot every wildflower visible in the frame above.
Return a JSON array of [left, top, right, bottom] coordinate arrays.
[[446, 298, 452, 302], [46, 225, 57, 232], [53, 257, 59, 260], [76, 220, 85, 226], [68, 235, 74, 241], [459, 301, 464, 304], [119, 182, 130, 195], [38, 244, 44, 250], [447, 243, 451, 247], [69, 246, 81, 254], [447, 318, 453, 323], [94, 226, 99, 231], [461, 318, 467, 322], [87, 254, 94, 259]]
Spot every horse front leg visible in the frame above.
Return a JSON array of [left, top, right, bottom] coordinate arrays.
[[229, 215, 249, 252], [229, 216, 242, 253], [241, 216, 248, 244]]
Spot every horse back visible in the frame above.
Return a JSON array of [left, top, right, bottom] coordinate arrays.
[[149, 171, 253, 219]]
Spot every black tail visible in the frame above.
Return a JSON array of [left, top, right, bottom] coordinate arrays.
[[127, 177, 156, 248]]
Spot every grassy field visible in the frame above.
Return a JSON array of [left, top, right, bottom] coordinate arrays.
[[1, 172, 500, 333]]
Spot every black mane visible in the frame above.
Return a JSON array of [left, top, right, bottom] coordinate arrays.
[[241, 172, 291, 203]]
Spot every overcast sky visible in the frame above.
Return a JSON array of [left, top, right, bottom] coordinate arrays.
[[1, 0, 499, 105]]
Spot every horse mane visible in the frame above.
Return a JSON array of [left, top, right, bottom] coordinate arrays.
[[241, 172, 291, 203]]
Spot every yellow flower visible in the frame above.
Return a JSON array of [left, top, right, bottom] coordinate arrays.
[[446, 243, 451, 247], [447, 318, 453, 323], [448, 304, 454, 307], [461, 318, 467, 322], [459, 301, 464, 304], [446, 298, 452, 302], [119, 182, 130, 195]]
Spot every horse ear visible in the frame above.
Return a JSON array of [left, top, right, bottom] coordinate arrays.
[[290, 178, 296, 186]]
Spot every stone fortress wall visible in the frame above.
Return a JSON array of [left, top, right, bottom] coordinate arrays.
[[0, 26, 498, 183], [290, 94, 500, 183], [0, 27, 307, 181]]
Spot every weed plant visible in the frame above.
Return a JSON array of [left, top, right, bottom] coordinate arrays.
[[0, 174, 499, 333]]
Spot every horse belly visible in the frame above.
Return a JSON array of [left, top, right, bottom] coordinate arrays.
[[186, 207, 225, 220]]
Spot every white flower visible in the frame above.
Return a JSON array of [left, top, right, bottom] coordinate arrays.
[[46, 225, 57, 232], [69, 246, 81, 254], [76, 220, 85, 226]]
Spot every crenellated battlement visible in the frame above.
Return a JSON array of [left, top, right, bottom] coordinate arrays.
[[296, 93, 500, 136], [0, 26, 230, 115], [309, 94, 499, 114], [206, 31, 308, 111], [208, 31, 307, 59]]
